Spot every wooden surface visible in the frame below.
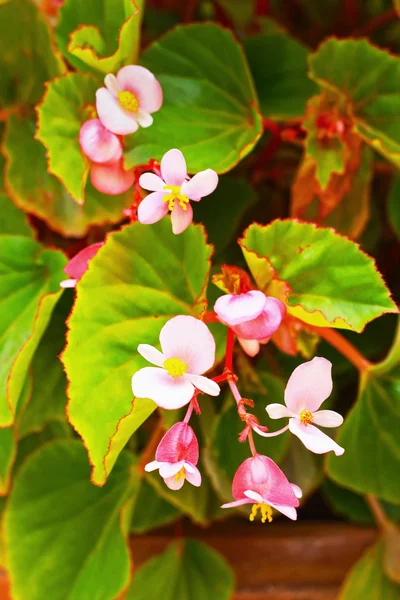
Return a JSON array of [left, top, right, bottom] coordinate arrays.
[[0, 522, 377, 599]]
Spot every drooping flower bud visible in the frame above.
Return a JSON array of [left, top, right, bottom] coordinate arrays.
[[60, 242, 104, 288], [79, 119, 123, 165]]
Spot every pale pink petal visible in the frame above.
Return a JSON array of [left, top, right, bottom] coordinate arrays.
[[184, 462, 195, 474], [284, 357, 333, 414], [64, 242, 104, 280], [136, 109, 153, 128], [60, 279, 77, 288], [131, 367, 194, 409], [137, 192, 169, 225], [185, 374, 220, 396], [312, 410, 344, 428], [137, 344, 165, 367], [96, 88, 139, 135], [233, 297, 285, 341], [171, 202, 193, 235], [243, 490, 263, 503], [288, 418, 344, 456], [181, 169, 219, 200], [268, 501, 298, 520], [104, 73, 120, 96], [159, 316, 216, 375], [79, 119, 122, 164], [185, 464, 202, 487], [265, 403, 294, 420], [221, 499, 253, 509], [116, 65, 163, 113], [164, 475, 185, 490], [159, 461, 185, 478], [90, 161, 135, 195], [139, 173, 165, 192], [160, 149, 187, 186], [291, 483, 303, 499], [144, 460, 162, 472], [238, 338, 260, 357], [214, 291, 266, 326]]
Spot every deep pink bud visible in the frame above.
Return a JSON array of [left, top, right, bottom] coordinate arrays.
[[60, 242, 104, 288], [79, 119, 122, 164], [90, 159, 135, 195], [156, 422, 199, 465]]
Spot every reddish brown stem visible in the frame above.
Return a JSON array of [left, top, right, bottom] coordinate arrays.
[[353, 8, 398, 37], [366, 494, 390, 531], [316, 328, 372, 372]]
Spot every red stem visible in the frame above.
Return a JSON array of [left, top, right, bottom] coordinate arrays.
[[247, 429, 258, 456], [316, 328, 372, 372], [353, 8, 398, 37], [225, 328, 235, 373]]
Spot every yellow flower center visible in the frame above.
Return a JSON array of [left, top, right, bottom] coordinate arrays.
[[174, 467, 186, 482], [162, 185, 190, 211], [163, 357, 188, 378], [299, 409, 313, 426], [118, 90, 139, 113], [249, 503, 273, 524]]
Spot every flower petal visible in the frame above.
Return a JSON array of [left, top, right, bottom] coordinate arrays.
[[131, 367, 194, 409], [137, 344, 165, 366], [64, 242, 104, 280], [164, 475, 185, 490], [90, 161, 135, 195], [156, 422, 199, 464], [185, 464, 202, 487], [136, 108, 153, 128], [214, 291, 266, 326], [243, 490, 263, 503], [265, 403, 294, 420], [181, 169, 219, 200], [60, 279, 77, 288], [104, 73, 120, 96], [139, 173, 165, 192], [238, 338, 260, 357], [159, 461, 185, 478], [232, 297, 284, 341], [171, 202, 193, 235], [160, 149, 187, 186], [312, 410, 344, 428], [116, 65, 163, 113], [144, 460, 161, 472], [288, 418, 344, 456], [137, 192, 169, 225], [185, 374, 220, 396], [79, 119, 122, 164], [221, 499, 253, 509], [268, 501, 298, 521], [284, 357, 333, 414], [159, 316, 216, 375], [96, 88, 139, 135], [291, 483, 303, 499]]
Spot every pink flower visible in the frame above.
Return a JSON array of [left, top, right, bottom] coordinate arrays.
[[266, 357, 344, 456], [96, 65, 163, 135], [214, 291, 286, 357], [138, 149, 219, 235], [79, 119, 122, 164], [131, 315, 220, 409], [221, 455, 301, 522], [90, 159, 135, 195], [60, 242, 104, 288], [145, 422, 201, 490]]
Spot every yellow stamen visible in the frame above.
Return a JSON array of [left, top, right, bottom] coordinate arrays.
[[249, 503, 273, 524], [174, 467, 186, 482], [163, 357, 188, 377], [118, 90, 139, 113], [162, 185, 190, 211], [299, 409, 313, 426]]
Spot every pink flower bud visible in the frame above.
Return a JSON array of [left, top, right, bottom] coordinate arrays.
[[90, 159, 135, 195], [60, 242, 104, 288], [145, 422, 202, 490], [79, 119, 122, 164]]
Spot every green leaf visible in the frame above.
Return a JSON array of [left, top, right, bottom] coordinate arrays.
[[244, 32, 318, 120], [239, 219, 398, 332], [36, 72, 100, 204], [0, 191, 33, 238], [126, 538, 234, 600], [5, 440, 136, 600], [56, 0, 143, 74], [0, 236, 66, 426], [0, 0, 66, 109], [327, 321, 400, 504], [63, 220, 212, 486], [124, 23, 262, 172], [309, 38, 400, 168], [387, 174, 400, 241], [339, 542, 400, 599], [4, 113, 132, 237], [130, 476, 179, 534]]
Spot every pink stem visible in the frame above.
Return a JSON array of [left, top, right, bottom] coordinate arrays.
[[183, 400, 194, 424], [253, 424, 290, 437], [248, 429, 258, 456]]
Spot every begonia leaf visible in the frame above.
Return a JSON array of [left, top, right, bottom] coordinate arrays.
[[126, 538, 234, 600], [124, 23, 262, 172], [0, 0, 66, 109], [245, 32, 318, 120], [239, 220, 397, 332], [130, 476, 179, 534], [309, 38, 400, 168], [4, 113, 132, 237], [5, 440, 136, 600], [63, 220, 213, 486], [327, 321, 400, 504], [56, 0, 143, 74], [0, 191, 33, 238], [387, 174, 400, 241]]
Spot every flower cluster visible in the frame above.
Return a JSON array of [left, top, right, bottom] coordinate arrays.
[[132, 313, 344, 524]]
